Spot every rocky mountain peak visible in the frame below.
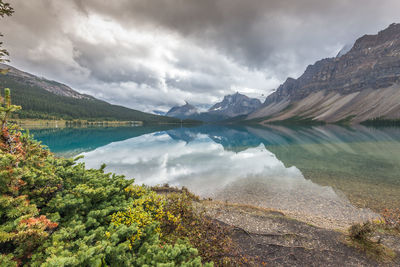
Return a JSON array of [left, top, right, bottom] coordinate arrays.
[[209, 92, 262, 117], [263, 23, 400, 106], [165, 93, 262, 121], [166, 102, 199, 119], [352, 23, 400, 51]]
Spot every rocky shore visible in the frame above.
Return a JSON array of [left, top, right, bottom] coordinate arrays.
[[201, 200, 400, 266]]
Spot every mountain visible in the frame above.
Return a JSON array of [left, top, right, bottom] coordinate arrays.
[[166, 102, 199, 120], [336, 43, 354, 57], [208, 92, 262, 117], [152, 110, 167, 116], [166, 93, 262, 122], [0, 64, 94, 100], [0, 64, 183, 123], [248, 23, 400, 124]]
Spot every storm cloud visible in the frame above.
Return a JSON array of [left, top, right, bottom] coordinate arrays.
[[1, 0, 399, 112]]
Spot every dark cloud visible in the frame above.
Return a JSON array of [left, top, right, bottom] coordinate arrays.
[[2, 0, 400, 112], [72, 40, 157, 85], [71, 0, 400, 73]]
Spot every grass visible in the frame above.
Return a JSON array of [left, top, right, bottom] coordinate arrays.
[[347, 222, 396, 262]]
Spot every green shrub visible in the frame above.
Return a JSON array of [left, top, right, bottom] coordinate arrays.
[[157, 189, 255, 266], [349, 222, 376, 242], [348, 222, 395, 262], [0, 89, 207, 266]]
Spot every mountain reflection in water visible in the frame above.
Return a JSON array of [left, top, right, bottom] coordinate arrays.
[[31, 125, 400, 227]]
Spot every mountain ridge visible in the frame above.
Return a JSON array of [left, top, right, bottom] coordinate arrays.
[[166, 93, 262, 122], [248, 23, 400, 124], [166, 102, 199, 120], [0, 63, 94, 100], [208, 92, 261, 117], [0, 64, 184, 124]]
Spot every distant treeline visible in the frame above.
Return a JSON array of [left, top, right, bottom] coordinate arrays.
[[361, 118, 400, 127], [0, 75, 183, 123]]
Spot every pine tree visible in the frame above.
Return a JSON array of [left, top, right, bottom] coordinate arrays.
[[1, 88, 21, 129], [0, 0, 13, 66]]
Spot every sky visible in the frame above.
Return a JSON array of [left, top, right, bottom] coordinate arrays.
[[1, 0, 400, 113]]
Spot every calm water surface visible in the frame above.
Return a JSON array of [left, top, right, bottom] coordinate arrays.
[[30, 125, 400, 226]]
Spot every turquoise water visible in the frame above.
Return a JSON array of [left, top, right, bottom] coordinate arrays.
[[30, 125, 400, 227]]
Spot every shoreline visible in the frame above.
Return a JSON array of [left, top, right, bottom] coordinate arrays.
[[153, 185, 393, 232], [10, 118, 202, 129], [153, 185, 400, 265], [206, 200, 377, 232], [10, 118, 144, 128]]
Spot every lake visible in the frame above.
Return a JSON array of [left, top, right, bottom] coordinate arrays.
[[29, 124, 400, 228]]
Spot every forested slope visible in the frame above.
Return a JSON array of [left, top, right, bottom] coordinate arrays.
[[0, 65, 181, 123]]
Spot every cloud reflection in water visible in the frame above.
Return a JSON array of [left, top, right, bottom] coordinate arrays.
[[81, 130, 378, 228]]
